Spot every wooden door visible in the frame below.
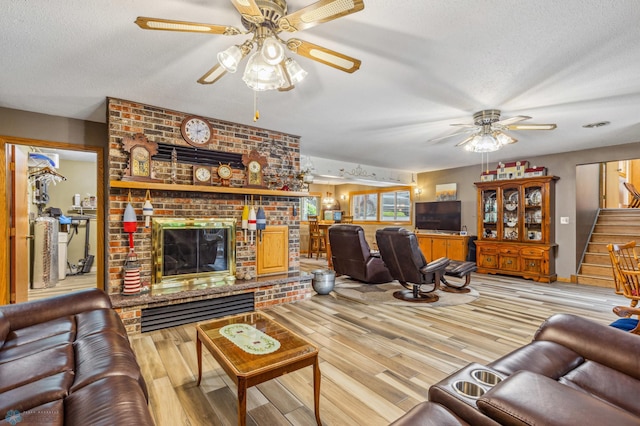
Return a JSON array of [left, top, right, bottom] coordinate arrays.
[[431, 238, 448, 260], [10, 146, 30, 303], [447, 238, 467, 261], [257, 225, 289, 275], [417, 235, 432, 260]]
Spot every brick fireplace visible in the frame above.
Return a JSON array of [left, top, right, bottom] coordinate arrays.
[[106, 98, 312, 333]]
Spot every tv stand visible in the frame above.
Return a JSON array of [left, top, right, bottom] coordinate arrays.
[[415, 233, 471, 262]]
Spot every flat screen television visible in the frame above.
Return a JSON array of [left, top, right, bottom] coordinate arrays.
[[415, 201, 462, 233]]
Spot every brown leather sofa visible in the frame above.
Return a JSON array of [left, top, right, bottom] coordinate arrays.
[[328, 224, 393, 284], [0, 288, 154, 425], [391, 313, 640, 425]]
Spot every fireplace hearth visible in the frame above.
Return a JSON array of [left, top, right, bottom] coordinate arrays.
[[151, 218, 236, 294]]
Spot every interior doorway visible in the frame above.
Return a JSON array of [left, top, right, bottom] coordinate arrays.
[[5, 139, 103, 303]]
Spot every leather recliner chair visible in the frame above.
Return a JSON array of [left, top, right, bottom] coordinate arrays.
[[328, 224, 393, 284]]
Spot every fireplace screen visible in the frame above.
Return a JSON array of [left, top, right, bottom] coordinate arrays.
[[152, 218, 236, 290]]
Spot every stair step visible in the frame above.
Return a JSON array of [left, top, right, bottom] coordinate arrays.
[[594, 225, 640, 233], [587, 242, 613, 253], [579, 262, 614, 277], [589, 233, 640, 243], [575, 274, 615, 288], [582, 252, 610, 265]]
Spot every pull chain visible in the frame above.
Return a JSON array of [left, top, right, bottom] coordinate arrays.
[[253, 90, 260, 122]]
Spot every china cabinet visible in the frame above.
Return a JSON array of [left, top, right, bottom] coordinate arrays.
[[475, 176, 558, 282]]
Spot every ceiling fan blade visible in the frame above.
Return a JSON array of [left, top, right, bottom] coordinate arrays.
[[495, 115, 530, 126], [229, 0, 264, 24], [455, 134, 478, 147], [135, 17, 242, 35], [427, 128, 477, 143], [286, 39, 360, 73], [507, 123, 557, 130], [197, 64, 228, 85], [450, 123, 477, 128], [278, 0, 365, 33]]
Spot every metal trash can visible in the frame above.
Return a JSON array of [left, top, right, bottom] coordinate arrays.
[[311, 269, 335, 295]]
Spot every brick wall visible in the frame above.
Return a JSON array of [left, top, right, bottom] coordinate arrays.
[[107, 98, 308, 308]]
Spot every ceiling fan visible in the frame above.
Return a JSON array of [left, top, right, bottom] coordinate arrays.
[[429, 109, 557, 152], [135, 0, 364, 91]]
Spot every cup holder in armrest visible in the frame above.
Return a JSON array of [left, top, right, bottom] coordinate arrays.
[[452, 380, 485, 399], [471, 369, 503, 387]]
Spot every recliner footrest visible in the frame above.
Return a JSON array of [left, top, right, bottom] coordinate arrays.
[[445, 261, 477, 278]]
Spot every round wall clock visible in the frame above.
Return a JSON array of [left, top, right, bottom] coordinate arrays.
[[193, 165, 212, 185], [181, 116, 213, 147], [217, 163, 233, 187]]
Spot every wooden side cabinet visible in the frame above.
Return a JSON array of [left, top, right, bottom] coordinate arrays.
[[475, 176, 558, 282], [257, 225, 289, 276], [416, 233, 470, 262]]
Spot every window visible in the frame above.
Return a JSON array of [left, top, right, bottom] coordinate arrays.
[[300, 196, 319, 221], [351, 187, 411, 222], [381, 190, 411, 221], [352, 193, 378, 221]]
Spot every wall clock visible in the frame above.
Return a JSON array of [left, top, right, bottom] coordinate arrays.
[[121, 133, 160, 182], [242, 150, 268, 188], [193, 165, 213, 185], [181, 115, 213, 147], [217, 163, 233, 187]]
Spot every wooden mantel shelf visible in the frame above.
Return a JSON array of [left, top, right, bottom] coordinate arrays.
[[110, 180, 308, 197]]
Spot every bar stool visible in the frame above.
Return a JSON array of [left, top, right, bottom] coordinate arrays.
[[308, 215, 326, 259]]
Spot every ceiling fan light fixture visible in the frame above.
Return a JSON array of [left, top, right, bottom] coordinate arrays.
[[217, 45, 244, 73], [495, 131, 517, 145], [260, 36, 285, 65], [243, 51, 286, 91], [284, 58, 308, 84], [465, 133, 501, 153]]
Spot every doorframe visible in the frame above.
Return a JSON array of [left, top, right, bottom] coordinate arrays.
[[1, 135, 104, 304]]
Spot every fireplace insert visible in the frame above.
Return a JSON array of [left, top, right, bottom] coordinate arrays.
[[151, 218, 236, 292]]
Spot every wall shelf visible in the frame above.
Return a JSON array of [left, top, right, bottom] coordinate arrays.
[[110, 180, 308, 198]]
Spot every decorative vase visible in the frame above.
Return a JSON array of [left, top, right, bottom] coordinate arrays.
[[311, 269, 335, 295]]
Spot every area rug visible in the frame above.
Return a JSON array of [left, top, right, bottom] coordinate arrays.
[[332, 276, 479, 307]]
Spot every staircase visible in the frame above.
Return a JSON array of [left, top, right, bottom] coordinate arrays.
[[577, 209, 640, 287]]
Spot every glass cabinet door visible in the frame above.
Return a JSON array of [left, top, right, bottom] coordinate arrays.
[[481, 189, 498, 239], [524, 184, 544, 242], [502, 186, 520, 241]]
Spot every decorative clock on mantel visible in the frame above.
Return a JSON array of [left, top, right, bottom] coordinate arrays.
[[242, 149, 268, 188], [121, 133, 161, 182]]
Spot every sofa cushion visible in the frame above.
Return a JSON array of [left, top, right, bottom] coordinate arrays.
[[75, 309, 128, 339], [477, 370, 639, 426], [71, 331, 144, 393], [0, 312, 9, 347], [65, 376, 154, 426], [487, 340, 583, 379], [0, 332, 73, 364], [0, 344, 74, 392], [0, 371, 74, 415], [559, 360, 640, 417], [390, 401, 469, 426], [3, 316, 75, 349]]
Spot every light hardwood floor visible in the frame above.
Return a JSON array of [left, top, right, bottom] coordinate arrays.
[[130, 265, 627, 426]]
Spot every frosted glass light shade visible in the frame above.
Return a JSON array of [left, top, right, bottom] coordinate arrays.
[[260, 37, 285, 65], [466, 134, 501, 152], [217, 45, 243, 73], [243, 51, 286, 91], [284, 58, 308, 84]]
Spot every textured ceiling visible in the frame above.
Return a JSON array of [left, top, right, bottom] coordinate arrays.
[[2, 0, 640, 173]]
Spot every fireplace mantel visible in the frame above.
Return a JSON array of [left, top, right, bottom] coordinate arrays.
[[110, 180, 308, 197]]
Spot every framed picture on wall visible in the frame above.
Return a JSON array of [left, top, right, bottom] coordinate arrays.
[[436, 183, 457, 201]]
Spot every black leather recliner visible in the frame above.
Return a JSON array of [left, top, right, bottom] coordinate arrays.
[[375, 227, 450, 302], [328, 224, 393, 284]]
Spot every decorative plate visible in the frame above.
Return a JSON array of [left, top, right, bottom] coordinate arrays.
[[528, 189, 542, 206]]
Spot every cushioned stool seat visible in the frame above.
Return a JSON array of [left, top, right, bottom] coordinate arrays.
[[441, 260, 477, 293]]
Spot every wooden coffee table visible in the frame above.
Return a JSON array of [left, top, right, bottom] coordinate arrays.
[[196, 312, 321, 426]]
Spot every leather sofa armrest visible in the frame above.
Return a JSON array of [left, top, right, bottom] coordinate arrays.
[[0, 288, 112, 331], [534, 313, 640, 381], [477, 370, 639, 426], [420, 257, 450, 274]]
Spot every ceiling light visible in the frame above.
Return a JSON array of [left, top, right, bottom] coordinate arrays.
[[242, 51, 286, 91], [217, 45, 244, 73], [284, 58, 308, 84], [261, 36, 285, 65], [465, 133, 501, 153]]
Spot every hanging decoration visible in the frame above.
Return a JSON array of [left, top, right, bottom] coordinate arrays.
[[122, 191, 141, 295], [242, 198, 250, 242], [142, 190, 154, 228], [248, 203, 257, 245], [256, 197, 266, 242]]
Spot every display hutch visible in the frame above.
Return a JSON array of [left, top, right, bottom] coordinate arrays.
[[475, 176, 558, 282]]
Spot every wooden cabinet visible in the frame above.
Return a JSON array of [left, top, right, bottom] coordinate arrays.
[[257, 225, 289, 276], [416, 233, 470, 262], [475, 176, 558, 282]]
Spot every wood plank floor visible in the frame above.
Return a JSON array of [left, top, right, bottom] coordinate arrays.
[[130, 262, 627, 426]]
